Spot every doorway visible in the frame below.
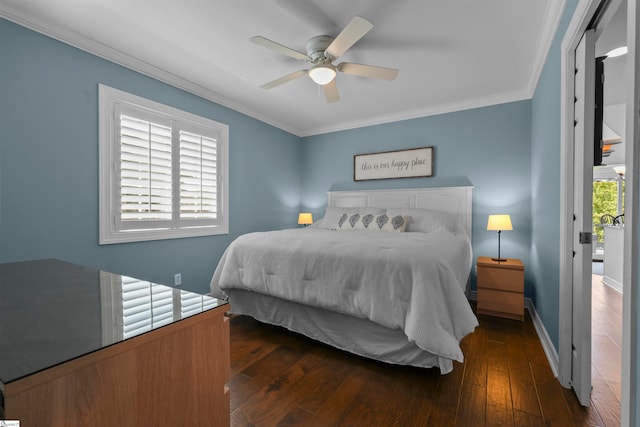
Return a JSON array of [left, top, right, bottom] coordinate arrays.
[[559, 0, 637, 425], [589, 2, 627, 422]]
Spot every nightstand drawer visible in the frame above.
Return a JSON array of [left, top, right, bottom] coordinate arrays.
[[477, 267, 524, 293], [477, 288, 524, 320]]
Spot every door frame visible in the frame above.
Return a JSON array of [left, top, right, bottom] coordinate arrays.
[[559, 0, 637, 424]]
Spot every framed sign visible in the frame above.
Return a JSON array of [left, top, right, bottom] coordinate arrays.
[[354, 147, 434, 181]]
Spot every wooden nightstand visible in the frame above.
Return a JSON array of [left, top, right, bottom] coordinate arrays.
[[476, 256, 524, 321]]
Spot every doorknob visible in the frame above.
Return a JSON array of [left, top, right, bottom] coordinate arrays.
[[579, 232, 593, 244]]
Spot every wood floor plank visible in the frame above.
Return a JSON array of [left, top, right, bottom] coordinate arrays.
[[301, 364, 374, 427], [396, 397, 434, 427], [486, 338, 509, 374], [232, 362, 309, 427], [424, 360, 464, 425], [456, 382, 486, 426], [486, 366, 515, 426], [462, 318, 488, 387], [240, 344, 310, 387], [486, 314, 513, 345], [560, 387, 605, 427], [592, 314, 622, 349], [284, 349, 360, 414], [529, 361, 575, 426], [590, 372, 621, 427], [591, 334, 621, 384], [229, 373, 260, 412], [505, 331, 542, 418], [352, 365, 424, 426], [230, 321, 281, 376], [388, 364, 440, 399], [512, 409, 546, 427], [274, 406, 314, 427]]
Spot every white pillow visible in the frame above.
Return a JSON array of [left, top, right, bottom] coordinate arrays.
[[336, 213, 411, 232], [318, 207, 386, 230], [385, 208, 462, 233]]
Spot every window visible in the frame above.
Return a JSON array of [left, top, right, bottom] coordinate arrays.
[[99, 85, 228, 244]]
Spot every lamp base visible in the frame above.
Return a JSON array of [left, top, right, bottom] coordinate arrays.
[[491, 257, 507, 262]]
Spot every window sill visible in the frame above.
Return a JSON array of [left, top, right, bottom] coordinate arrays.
[[99, 224, 229, 245]]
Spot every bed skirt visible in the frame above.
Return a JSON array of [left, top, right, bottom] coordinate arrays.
[[228, 289, 456, 374]]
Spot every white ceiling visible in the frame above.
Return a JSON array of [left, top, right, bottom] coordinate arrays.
[[0, 0, 564, 137]]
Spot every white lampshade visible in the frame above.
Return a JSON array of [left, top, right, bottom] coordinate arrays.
[[308, 64, 336, 85], [487, 214, 513, 231], [298, 212, 313, 225]]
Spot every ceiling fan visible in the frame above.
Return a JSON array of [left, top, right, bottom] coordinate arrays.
[[251, 16, 399, 103]]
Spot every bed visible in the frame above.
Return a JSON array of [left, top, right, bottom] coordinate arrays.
[[210, 186, 478, 374]]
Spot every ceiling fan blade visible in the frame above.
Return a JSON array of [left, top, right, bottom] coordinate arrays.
[[260, 70, 308, 89], [323, 79, 340, 103], [325, 16, 373, 59], [337, 62, 399, 81], [250, 36, 310, 61]]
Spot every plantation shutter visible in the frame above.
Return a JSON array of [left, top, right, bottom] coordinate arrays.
[[119, 113, 173, 229], [179, 130, 218, 222]]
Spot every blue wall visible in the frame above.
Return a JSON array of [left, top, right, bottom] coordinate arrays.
[[0, 18, 302, 295], [300, 102, 533, 294]]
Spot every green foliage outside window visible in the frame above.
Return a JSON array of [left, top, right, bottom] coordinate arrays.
[[593, 180, 624, 242]]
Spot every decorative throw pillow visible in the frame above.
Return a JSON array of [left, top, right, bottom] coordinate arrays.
[[318, 207, 386, 230], [336, 213, 410, 232]]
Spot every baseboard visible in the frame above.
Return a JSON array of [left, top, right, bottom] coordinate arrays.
[[525, 297, 559, 377], [468, 291, 559, 378], [603, 275, 623, 294]]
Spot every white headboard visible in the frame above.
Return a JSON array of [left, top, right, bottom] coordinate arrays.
[[327, 186, 473, 236]]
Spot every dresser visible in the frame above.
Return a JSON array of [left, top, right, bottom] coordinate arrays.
[[476, 257, 524, 321], [0, 259, 230, 427]]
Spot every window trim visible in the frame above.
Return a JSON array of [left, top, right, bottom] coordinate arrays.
[[99, 84, 229, 244]]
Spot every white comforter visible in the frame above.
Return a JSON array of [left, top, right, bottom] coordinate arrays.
[[210, 228, 478, 371]]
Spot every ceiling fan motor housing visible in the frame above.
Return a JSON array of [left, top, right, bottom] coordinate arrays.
[[306, 35, 335, 63]]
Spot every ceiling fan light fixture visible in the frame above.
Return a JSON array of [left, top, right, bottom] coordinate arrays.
[[606, 46, 628, 58], [308, 64, 336, 85]]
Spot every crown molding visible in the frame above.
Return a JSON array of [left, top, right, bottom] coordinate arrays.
[[301, 88, 531, 137], [526, 0, 568, 97]]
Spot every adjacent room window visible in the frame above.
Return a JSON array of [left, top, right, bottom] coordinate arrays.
[[99, 85, 229, 244]]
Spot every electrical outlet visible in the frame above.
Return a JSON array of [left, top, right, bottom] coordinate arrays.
[[174, 273, 182, 287]]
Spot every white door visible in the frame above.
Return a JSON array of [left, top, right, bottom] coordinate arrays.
[[571, 28, 595, 406]]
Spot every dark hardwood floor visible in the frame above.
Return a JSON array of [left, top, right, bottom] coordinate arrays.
[[229, 301, 616, 426]]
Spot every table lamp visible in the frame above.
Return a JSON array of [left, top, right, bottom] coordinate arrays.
[[487, 214, 512, 262], [298, 212, 313, 227]]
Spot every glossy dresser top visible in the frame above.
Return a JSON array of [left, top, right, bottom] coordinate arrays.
[[0, 259, 226, 385]]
